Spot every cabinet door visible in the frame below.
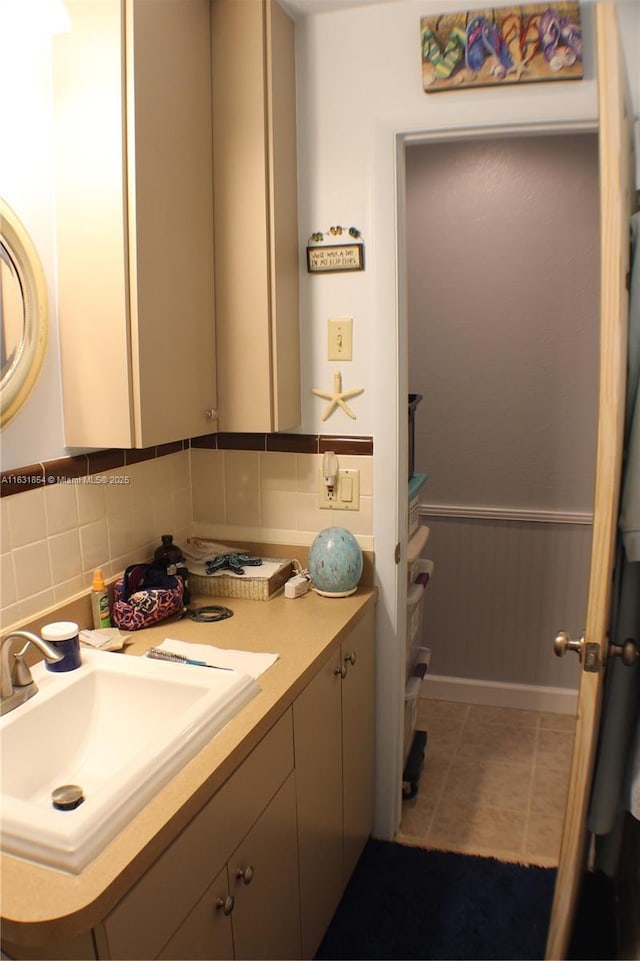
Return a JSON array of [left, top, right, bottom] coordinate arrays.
[[0, 932, 97, 961], [127, 0, 217, 447], [54, 0, 216, 449], [230, 772, 300, 960], [293, 650, 344, 959], [157, 866, 234, 961], [341, 606, 376, 883], [211, 0, 300, 432], [104, 711, 294, 960]]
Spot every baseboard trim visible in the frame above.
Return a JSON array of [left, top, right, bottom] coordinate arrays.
[[422, 673, 578, 715]]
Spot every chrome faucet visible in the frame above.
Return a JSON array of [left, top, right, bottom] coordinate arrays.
[[1, 630, 63, 717]]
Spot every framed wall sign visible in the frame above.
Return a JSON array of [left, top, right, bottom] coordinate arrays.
[[307, 243, 364, 273], [306, 226, 365, 273]]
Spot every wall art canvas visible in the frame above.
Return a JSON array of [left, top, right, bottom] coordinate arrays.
[[421, 3, 583, 92]]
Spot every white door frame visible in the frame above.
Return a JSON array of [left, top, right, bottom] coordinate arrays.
[[372, 117, 597, 841]]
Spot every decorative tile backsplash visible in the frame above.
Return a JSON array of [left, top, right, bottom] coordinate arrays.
[[0, 434, 374, 630], [191, 448, 373, 542], [1, 451, 192, 628]]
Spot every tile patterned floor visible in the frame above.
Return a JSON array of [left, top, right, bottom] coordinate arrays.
[[396, 698, 576, 867]]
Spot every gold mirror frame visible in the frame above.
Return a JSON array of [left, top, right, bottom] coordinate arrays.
[[0, 199, 48, 428]]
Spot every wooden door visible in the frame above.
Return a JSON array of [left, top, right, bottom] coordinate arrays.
[[341, 606, 377, 884], [293, 649, 344, 959], [230, 773, 301, 960], [544, 4, 634, 958], [157, 866, 234, 961]]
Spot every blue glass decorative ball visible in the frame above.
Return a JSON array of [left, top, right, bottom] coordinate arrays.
[[308, 527, 363, 597]]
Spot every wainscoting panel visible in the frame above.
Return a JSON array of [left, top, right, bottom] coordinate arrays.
[[419, 512, 593, 693]]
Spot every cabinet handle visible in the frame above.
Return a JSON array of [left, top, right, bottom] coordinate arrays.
[[235, 864, 255, 885], [344, 651, 357, 668], [215, 895, 235, 916], [205, 408, 218, 421], [334, 663, 347, 679]]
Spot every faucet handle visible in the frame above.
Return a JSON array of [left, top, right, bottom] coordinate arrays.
[[11, 645, 34, 688]]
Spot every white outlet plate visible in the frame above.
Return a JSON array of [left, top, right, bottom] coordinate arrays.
[[319, 468, 360, 510], [328, 318, 353, 361]]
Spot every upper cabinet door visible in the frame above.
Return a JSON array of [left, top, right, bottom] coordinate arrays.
[[54, 0, 217, 449], [211, 0, 301, 433]]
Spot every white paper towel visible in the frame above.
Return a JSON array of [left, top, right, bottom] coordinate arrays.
[[156, 638, 278, 679]]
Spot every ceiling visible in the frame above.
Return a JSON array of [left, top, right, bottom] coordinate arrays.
[[280, 0, 400, 18]]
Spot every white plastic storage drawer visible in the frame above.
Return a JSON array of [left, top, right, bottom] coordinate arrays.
[[406, 558, 434, 675], [406, 524, 430, 585], [403, 675, 423, 765], [408, 472, 428, 539]]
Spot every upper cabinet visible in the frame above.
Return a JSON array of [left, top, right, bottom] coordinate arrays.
[[53, 0, 217, 449], [211, 0, 301, 433]]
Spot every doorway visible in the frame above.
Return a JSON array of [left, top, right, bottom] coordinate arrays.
[[398, 130, 601, 865]]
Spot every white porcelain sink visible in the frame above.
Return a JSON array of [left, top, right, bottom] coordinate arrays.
[[0, 648, 259, 873]]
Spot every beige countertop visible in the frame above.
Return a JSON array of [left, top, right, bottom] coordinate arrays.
[[1, 586, 377, 947]]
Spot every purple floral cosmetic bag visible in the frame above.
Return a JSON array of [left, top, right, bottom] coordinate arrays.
[[112, 564, 185, 631]]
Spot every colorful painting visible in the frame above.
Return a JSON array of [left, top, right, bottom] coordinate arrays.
[[421, 3, 583, 92]]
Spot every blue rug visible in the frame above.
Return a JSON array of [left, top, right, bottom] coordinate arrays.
[[315, 840, 556, 960]]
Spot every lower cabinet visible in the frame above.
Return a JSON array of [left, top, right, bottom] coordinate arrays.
[[0, 932, 98, 961], [2, 604, 376, 961], [103, 711, 296, 960], [158, 773, 300, 960], [294, 606, 376, 959]]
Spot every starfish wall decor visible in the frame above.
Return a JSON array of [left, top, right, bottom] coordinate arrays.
[[311, 371, 364, 421]]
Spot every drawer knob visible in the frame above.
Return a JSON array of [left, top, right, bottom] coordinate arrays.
[[215, 895, 235, 916], [236, 864, 255, 885]]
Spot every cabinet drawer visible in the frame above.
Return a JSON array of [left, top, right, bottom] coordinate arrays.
[[104, 710, 294, 960]]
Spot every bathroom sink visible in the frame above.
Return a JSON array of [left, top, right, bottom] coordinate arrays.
[[0, 648, 259, 873]]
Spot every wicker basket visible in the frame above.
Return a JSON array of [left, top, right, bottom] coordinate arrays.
[[189, 557, 294, 601]]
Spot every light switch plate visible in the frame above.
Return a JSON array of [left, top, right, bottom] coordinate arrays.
[[319, 468, 360, 510], [328, 318, 353, 361]]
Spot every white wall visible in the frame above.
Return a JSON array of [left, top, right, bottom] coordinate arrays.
[[293, 0, 637, 836], [406, 133, 600, 513]]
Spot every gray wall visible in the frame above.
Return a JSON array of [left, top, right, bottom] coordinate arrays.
[[407, 133, 600, 691]]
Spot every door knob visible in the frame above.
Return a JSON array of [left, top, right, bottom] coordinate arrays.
[[235, 864, 255, 885], [554, 631, 584, 660], [215, 895, 234, 916], [609, 639, 639, 667]]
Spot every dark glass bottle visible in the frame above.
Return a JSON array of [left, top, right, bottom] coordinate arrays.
[[154, 534, 182, 571], [154, 534, 190, 603]]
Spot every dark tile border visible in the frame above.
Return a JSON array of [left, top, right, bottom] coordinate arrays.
[[44, 455, 88, 483], [190, 432, 374, 456], [319, 435, 374, 456], [218, 432, 266, 451], [87, 449, 125, 474], [267, 433, 319, 454], [124, 447, 157, 466], [0, 463, 46, 496], [1, 434, 373, 498]]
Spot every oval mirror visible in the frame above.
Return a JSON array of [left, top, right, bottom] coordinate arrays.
[[1, 199, 48, 428]]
